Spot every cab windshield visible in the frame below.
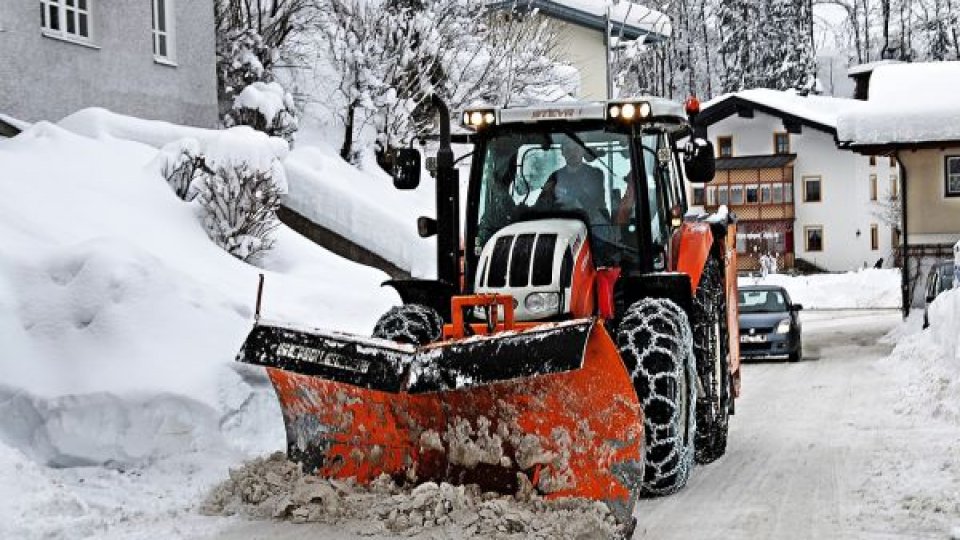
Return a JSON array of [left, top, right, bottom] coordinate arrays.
[[476, 127, 661, 267]]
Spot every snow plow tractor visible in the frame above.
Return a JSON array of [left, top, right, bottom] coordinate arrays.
[[236, 96, 740, 529]]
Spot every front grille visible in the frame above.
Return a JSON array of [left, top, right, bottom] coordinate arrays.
[[743, 326, 773, 335], [740, 342, 772, 352], [485, 232, 559, 289]]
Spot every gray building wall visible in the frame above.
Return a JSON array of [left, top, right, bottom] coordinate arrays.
[[0, 0, 217, 127]]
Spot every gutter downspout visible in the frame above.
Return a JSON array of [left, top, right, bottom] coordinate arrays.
[[897, 151, 909, 319]]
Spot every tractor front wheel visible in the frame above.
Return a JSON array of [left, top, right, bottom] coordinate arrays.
[[616, 297, 697, 496], [372, 304, 444, 345]]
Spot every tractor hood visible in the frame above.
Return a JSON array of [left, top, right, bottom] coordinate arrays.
[[474, 219, 589, 321]]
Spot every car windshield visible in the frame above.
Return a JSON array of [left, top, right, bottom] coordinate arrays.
[[475, 127, 660, 267], [738, 289, 788, 313]]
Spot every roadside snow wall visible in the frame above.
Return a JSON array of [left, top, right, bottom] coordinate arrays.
[[739, 268, 901, 309], [0, 120, 395, 470], [884, 289, 960, 422]]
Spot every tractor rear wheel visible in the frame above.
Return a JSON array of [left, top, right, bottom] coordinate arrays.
[[372, 304, 444, 346], [693, 257, 731, 464], [616, 297, 697, 496]]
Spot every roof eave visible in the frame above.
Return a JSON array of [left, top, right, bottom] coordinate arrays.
[[486, 0, 669, 41], [838, 139, 960, 155], [699, 96, 837, 136]]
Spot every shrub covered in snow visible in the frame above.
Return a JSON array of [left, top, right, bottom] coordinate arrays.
[[216, 28, 275, 118], [224, 82, 299, 145], [193, 161, 285, 261], [157, 139, 204, 200], [152, 128, 289, 261]]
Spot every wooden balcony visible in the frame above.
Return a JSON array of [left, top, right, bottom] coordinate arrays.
[[701, 154, 796, 222]]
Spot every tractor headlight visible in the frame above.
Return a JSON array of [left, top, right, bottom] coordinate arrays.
[[525, 292, 560, 314], [621, 103, 636, 120], [462, 109, 497, 128], [775, 318, 792, 334], [638, 101, 652, 118]]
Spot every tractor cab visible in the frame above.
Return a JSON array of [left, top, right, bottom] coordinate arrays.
[[430, 99, 715, 322]]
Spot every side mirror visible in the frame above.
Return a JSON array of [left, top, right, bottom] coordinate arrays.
[[392, 148, 421, 190], [417, 216, 437, 238], [684, 137, 716, 184], [792, 303, 804, 311]]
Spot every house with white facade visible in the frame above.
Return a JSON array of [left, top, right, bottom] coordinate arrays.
[[488, 0, 671, 100], [837, 61, 960, 311], [0, 0, 217, 130], [693, 89, 898, 272]]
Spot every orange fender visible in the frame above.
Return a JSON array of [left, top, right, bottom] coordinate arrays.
[[675, 222, 715, 295]]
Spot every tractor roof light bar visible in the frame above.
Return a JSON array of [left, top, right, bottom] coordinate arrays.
[[461, 97, 688, 129]]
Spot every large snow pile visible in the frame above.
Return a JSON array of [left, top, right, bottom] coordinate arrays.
[[837, 61, 960, 145], [0, 119, 397, 538], [201, 452, 622, 539], [739, 268, 901, 309], [884, 289, 960, 422]]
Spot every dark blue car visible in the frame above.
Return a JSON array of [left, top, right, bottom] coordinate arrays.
[[738, 285, 803, 362]]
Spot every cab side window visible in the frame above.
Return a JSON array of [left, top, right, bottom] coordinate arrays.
[[644, 136, 673, 270]]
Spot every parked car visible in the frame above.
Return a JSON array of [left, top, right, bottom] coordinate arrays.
[[738, 285, 803, 362], [923, 260, 956, 329]]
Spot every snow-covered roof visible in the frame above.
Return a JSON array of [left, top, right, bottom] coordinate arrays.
[[846, 59, 903, 77], [700, 88, 866, 133], [837, 61, 960, 146], [488, 0, 671, 40]]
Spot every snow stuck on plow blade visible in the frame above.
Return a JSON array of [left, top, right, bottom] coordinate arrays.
[[236, 318, 645, 525]]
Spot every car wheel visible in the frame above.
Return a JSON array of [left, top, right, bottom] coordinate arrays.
[[788, 341, 802, 363]]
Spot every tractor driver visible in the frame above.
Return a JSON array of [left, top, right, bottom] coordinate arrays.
[[535, 139, 624, 263], [535, 139, 606, 218]]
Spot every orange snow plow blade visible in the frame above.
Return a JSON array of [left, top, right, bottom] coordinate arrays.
[[237, 317, 645, 524]]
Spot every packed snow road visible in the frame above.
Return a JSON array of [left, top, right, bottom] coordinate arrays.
[[636, 309, 958, 540]]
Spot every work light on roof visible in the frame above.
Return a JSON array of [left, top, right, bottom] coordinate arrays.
[[462, 108, 496, 129], [607, 101, 652, 123]]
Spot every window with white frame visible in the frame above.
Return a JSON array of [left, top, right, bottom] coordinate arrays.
[[41, 0, 91, 40], [152, 0, 174, 60], [729, 185, 744, 205]]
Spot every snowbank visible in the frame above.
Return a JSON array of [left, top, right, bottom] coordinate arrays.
[[739, 268, 901, 309], [837, 61, 960, 145], [0, 121, 398, 538], [884, 289, 960, 422]]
